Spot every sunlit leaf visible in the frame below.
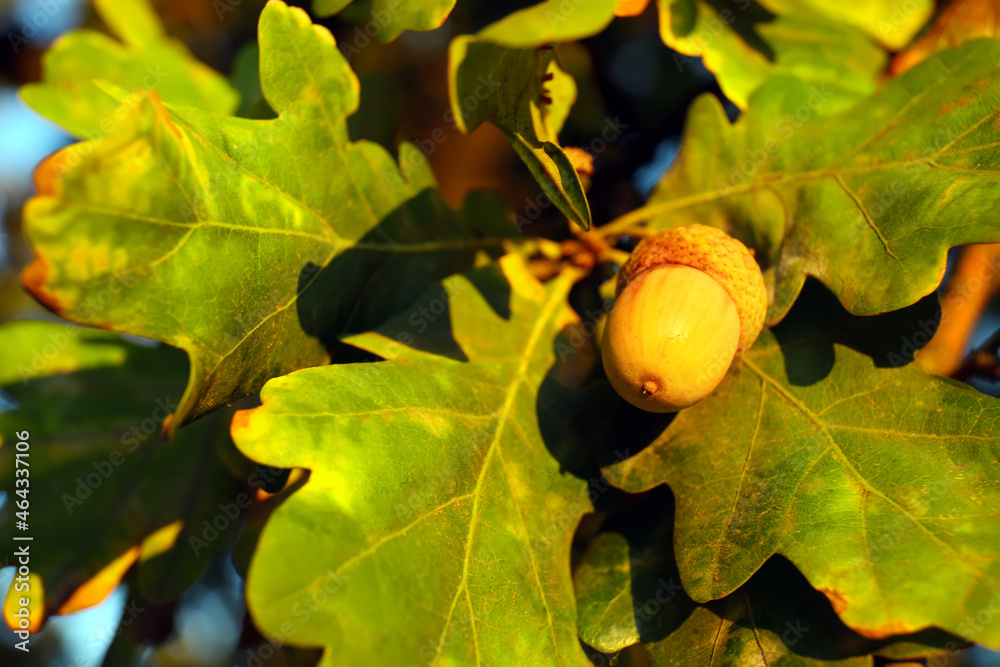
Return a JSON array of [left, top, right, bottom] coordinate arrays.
[[656, 0, 886, 111], [634, 40, 1000, 324], [760, 0, 932, 50], [312, 0, 457, 41], [232, 256, 598, 665], [21, 0, 238, 137], [21, 1, 516, 432], [448, 0, 620, 231]]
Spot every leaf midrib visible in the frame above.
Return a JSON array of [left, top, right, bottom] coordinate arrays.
[[431, 273, 575, 666], [605, 139, 1000, 235], [64, 202, 506, 253], [605, 40, 999, 238], [63, 98, 508, 416]]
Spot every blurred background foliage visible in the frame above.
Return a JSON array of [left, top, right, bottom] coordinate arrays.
[[1, 0, 1000, 665]]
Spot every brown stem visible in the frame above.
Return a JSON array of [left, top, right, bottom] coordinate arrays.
[[571, 228, 630, 266]]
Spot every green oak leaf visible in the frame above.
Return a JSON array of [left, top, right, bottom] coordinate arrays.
[[469, 0, 619, 47], [576, 529, 670, 655], [0, 319, 129, 382], [0, 320, 247, 617], [448, 0, 620, 231], [21, 1, 515, 434], [656, 0, 886, 111], [758, 0, 933, 50], [231, 256, 597, 666], [603, 285, 1000, 646], [313, 0, 457, 42], [632, 40, 1000, 324], [575, 519, 960, 665], [21, 0, 238, 138]]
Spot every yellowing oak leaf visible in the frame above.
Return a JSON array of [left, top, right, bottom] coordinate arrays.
[[21, 1, 515, 433]]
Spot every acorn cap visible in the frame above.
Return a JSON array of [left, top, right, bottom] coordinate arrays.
[[617, 224, 768, 353]]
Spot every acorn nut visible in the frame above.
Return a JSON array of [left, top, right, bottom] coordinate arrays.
[[601, 224, 768, 413]]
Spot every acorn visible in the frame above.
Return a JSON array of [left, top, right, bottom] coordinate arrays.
[[602, 224, 768, 412]]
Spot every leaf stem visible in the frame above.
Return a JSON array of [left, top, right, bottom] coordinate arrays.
[[597, 183, 758, 236]]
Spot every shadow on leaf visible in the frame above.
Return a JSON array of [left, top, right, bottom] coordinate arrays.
[[772, 278, 941, 386], [294, 188, 511, 364], [704, 0, 778, 63], [575, 487, 963, 662]]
